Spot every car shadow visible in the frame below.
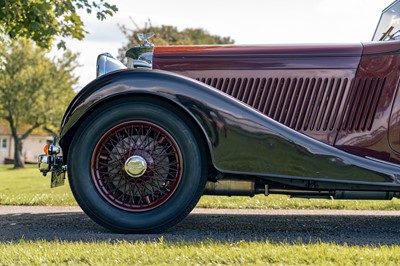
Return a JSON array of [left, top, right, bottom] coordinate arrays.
[[1, 211, 399, 245]]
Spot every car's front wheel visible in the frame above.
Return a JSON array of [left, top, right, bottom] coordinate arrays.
[[67, 100, 207, 233]]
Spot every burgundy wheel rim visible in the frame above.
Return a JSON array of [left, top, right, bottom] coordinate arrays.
[[91, 121, 183, 212]]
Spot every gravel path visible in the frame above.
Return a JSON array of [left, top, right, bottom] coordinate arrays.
[[1, 206, 400, 245]]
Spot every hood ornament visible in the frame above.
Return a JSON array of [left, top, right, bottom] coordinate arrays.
[[125, 32, 155, 69], [137, 32, 155, 47]]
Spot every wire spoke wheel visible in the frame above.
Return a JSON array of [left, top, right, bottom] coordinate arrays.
[[91, 121, 183, 212], [68, 101, 206, 233]]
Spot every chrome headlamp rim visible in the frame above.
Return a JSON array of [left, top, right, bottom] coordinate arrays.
[[96, 53, 127, 78]]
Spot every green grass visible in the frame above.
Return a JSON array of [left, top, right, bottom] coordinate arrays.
[[2, 164, 400, 210], [1, 240, 400, 265], [0, 165, 75, 206], [198, 194, 400, 210], [2, 166, 400, 265]]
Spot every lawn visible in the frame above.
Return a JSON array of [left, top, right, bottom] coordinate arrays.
[[2, 165, 400, 265], [2, 164, 400, 210], [0, 165, 74, 206], [1, 240, 400, 265]]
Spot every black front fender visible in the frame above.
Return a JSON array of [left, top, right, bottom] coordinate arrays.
[[60, 69, 400, 185], [60, 69, 226, 156]]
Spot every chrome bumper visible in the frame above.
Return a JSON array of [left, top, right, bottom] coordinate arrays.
[[38, 144, 66, 188]]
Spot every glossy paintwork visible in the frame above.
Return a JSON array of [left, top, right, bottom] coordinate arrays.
[[60, 70, 400, 190], [362, 40, 400, 54], [335, 54, 400, 161], [335, 41, 400, 163], [153, 44, 362, 145], [153, 41, 400, 164], [58, 39, 400, 193], [153, 44, 362, 71]]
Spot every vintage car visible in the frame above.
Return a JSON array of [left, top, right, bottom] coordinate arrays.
[[39, 0, 400, 233]]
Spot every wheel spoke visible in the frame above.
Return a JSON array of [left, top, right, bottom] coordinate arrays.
[[91, 120, 183, 212]]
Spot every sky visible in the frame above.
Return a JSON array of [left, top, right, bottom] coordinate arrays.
[[54, 0, 395, 89]]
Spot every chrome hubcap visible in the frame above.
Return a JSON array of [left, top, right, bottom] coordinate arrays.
[[124, 155, 147, 177]]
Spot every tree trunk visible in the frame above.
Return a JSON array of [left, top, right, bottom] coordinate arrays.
[[6, 116, 24, 168], [13, 137, 24, 169], [5, 113, 40, 169]]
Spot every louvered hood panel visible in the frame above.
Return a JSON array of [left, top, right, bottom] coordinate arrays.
[[198, 75, 354, 133], [153, 44, 367, 145], [340, 77, 385, 131], [188, 70, 355, 145]]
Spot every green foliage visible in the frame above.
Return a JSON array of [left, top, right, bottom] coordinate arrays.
[[0, 0, 118, 49], [0, 38, 77, 127], [0, 38, 77, 167], [1, 240, 400, 265], [118, 20, 234, 61]]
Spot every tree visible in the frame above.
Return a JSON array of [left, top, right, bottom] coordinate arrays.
[[0, 0, 118, 49], [0, 38, 77, 168], [118, 21, 235, 61]]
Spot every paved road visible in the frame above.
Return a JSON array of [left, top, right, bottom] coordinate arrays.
[[1, 206, 400, 245]]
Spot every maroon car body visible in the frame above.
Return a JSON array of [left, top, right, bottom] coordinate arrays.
[[153, 42, 400, 161], [39, 1, 400, 233]]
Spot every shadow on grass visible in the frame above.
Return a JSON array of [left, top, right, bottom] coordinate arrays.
[[1, 210, 400, 245]]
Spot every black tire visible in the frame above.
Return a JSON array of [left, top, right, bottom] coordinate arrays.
[[67, 100, 207, 233]]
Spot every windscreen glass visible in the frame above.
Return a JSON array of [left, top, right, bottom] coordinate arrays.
[[372, 0, 400, 41]]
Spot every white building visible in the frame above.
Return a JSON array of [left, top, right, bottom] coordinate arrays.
[[0, 121, 53, 164]]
